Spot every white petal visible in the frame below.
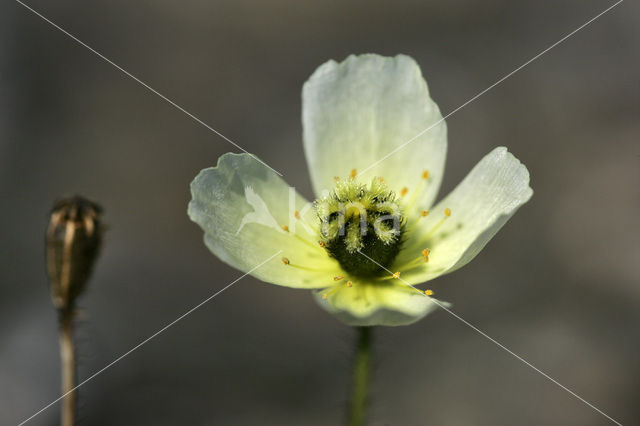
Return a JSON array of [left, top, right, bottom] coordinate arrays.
[[303, 54, 447, 210], [188, 153, 342, 289], [313, 280, 448, 326], [396, 147, 533, 283]]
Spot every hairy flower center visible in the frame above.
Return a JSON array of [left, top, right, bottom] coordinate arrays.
[[315, 178, 404, 277]]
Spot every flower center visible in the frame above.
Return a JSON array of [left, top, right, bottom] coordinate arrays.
[[315, 177, 404, 277]]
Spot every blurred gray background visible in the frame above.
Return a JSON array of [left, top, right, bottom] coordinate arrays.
[[1, 0, 638, 425]]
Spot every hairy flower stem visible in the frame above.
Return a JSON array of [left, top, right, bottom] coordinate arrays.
[[348, 326, 373, 426], [58, 309, 76, 426]]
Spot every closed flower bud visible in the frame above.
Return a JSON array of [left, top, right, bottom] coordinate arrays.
[[46, 196, 104, 311]]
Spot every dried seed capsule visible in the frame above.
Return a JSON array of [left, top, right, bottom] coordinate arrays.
[[46, 196, 104, 311]]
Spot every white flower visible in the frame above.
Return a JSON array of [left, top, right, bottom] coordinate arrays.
[[188, 54, 532, 326]]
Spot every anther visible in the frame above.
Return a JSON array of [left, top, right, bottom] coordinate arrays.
[[350, 169, 357, 179], [378, 177, 385, 183], [420, 210, 429, 217], [400, 187, 408, 197], [294, 210, 300, 219], [282, 257, 290, 265], [393, 271, 401, 279], [422, 170, 430, 179], [333, 176, 340, 182], [346, 281, 353, 287], [318, 241, 326, 248], [282, 225, 289, 232], [322, 285, 343, 299], [444, 208, 451, 217], [333, 275, 343, 281], [424, 289, 433, 296], [419, 248, 431, 263]]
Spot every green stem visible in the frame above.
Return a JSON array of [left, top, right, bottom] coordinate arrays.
[[348, 326, 373, 426]]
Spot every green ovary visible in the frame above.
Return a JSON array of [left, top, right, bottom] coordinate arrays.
[[315, 178, 405, 277]]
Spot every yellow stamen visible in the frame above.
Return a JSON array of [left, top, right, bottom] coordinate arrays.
[[282, 225, 289, 232], [422, 248, 431, 262], [400, 187, 408, 197], [318, 241, 326, 248], [393, 271, 401, 279], [294, 210, 301, 219], [350, 168, 357, 179], [333, 176, 340, 182], [416, 209, 452, 244], [291, 233, 321, 250], [321, 285, 343, 299], [333, 275, 344, 281], [424, 289, 433, 296], [346, 281, 353, 287], [378, 177, 385, 183], [404, 171, 431, 214], [393, 247, 434, 271], [420, 210, 429, 217], [289, 263, 325, 272], [282, 257, 328, 273]]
